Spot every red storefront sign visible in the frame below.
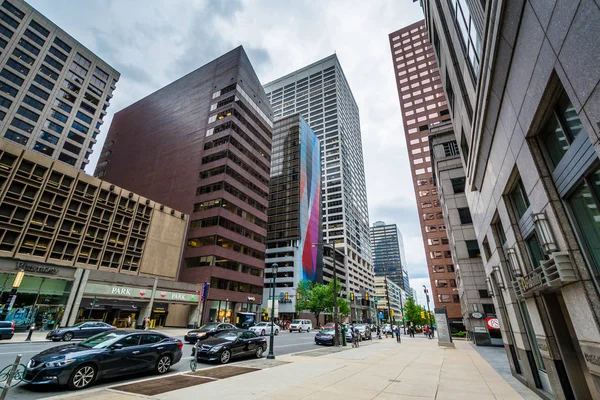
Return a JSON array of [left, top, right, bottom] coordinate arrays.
[[486, 317, 500, 330]]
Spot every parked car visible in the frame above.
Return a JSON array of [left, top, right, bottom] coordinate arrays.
[[249, 322, 279, 336], [289, 319, 312, 332], [355, 324, 372, 341], [193, 329, 267, 364], [184, 322, 236, 343], [315, 328, 335, 346], [46, 322, 116, 342], [0, 321, 14, 340], [26, 331, 182, 390]]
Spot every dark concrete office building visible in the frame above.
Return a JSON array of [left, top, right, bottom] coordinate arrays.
[[370, 221, 409, 292], [422, 0, 600, 397], [95, 47, 273, 325], [389, 21, 463, 327]]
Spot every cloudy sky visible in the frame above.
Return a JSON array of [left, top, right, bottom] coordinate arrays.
[[29, 0, 431, 305]]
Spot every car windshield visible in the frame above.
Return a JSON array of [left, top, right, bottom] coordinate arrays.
[[70, 322, 85, 328], [79, 332, 123, 348], [200, 323, 219, 330], [292, 320, 302, 324], [255, 322, 268, 327], [320, 329, 335, 334], [214, 331, 241, 341]]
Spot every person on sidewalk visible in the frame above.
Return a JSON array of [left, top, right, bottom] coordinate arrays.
[[424, 326, 429, 337], [377, 325, 381, 339], [354, 328, 360, 347], [395, 326, 401, 343], [429, 326, 435, 339]]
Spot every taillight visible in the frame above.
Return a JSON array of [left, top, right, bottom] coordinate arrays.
[[11, 321, 14, 333], [113, 327, 117, 330], [176, 342, 183, 350]]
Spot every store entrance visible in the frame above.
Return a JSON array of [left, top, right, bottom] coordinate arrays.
[[78, 298, 145, 328]]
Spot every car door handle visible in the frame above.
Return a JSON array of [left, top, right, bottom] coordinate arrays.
[[157, 347, 164, 350], [132, 351, 140, 354]]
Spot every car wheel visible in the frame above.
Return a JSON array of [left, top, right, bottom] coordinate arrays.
[[220, 349, 231, 364], [255, 346, 264, 358], [155, 354, 172, 374], [68, 364, 96, 390], [275, 329, 279, 336], [289, 329, 292, 333], [306, 328, 310, 333], [63, 332, 74, 341], [261, 329, 265, 336]]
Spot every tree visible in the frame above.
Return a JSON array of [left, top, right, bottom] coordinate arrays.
[[404, 296, 426, 326], [296, 279, 349, 324]]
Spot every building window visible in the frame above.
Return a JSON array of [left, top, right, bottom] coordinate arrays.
[[466, 240, 480, 258], [525, 233, 546, 269], [566, 166, 600, 280], [33, 142, 54, 156], [449, 0, 481, 77], [478, 289, 491, 298], [451, 177, 465, 193], [442, 140, 459, 157], [458, 207, 473, 224], [538, 91, 584, 169], [508, 177, 530, 221]]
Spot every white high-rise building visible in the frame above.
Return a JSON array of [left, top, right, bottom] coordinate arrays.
[[264, 54, 374, 321]]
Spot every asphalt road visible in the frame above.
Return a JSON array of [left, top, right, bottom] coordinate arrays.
[[2, 330, 320, 400]]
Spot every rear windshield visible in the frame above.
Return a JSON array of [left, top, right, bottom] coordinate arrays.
[[292, 320, 302, 324]]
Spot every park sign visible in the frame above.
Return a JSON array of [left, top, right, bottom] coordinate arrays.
[[84, 283, 197, 303]]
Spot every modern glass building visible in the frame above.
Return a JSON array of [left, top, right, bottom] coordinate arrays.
[[264, 114, 324, 321], [370, 221, 410, 292], [0, 0, 119, 170], [264, 55, 375, 321]]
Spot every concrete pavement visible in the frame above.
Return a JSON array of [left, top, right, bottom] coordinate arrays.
[[48, 335, 541, 400]]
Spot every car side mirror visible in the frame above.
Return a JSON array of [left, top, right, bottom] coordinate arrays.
[[110, 343, 124, 350]]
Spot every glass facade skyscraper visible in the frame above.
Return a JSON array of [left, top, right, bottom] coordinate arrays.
[[264, 55, 374, 320], [370, 221, 409, 292], [264, 114, 324, 321]]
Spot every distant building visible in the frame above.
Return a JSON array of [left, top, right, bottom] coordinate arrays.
[[389, 21, 462, 329], [375, 276, 404, 324], [370, 221, 409, 291], [0, 0, 119, 169], [95, 47, 272, 326], [430, 122, 496, 346], [263, 114, 331, 321], [264, 55, 375, 322]]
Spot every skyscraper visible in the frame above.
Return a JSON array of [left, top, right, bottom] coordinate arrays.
[[95, 46, 272, 325], [389, 21, 462, 324], [263, 113, 325, 321], [0, 0, 119, 169], [370, 221, 409, 292], [264, 55, 374, 321]]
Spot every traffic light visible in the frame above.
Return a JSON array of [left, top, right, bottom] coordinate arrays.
[[391, 310, 395, 317], [296, 292, 300, 300], [350, 293, 355, 301], [421, 311, 425, 319], [285, 292, 289, 301], [365, 293, 369, 301]]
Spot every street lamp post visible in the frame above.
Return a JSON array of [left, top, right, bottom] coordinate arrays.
[[267, 263, 278, 359], [423, 285, 432, 339], [313, 242, 340, 346]]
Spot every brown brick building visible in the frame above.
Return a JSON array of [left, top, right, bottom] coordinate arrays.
[[95, 47, 273, 325], [389, 21, 462, 325]]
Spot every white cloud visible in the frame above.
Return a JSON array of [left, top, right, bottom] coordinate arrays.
[[29, 0, 430, 295]]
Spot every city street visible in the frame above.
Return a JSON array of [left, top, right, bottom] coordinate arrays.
[[2, 329, 321, 400]]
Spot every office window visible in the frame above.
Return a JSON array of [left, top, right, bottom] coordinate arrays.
[[72, 121, 89, 134], [53, 37, 72, 53], [1, 2, 24, 19], [508, 177, 530, 220], [0, 37, 7, 48], [15, 42, 38, 59], [0, 94, 11, 108], [16, 106, 39, 122], [442, 140, 459, 156], [538, 91, 584, 169], [0, 81, 17, 97], [0, 10, 19, 28], [28, 84, 49, 100], [53, 99, 72, 113], [23, 29, 44, 46], [44, 55, 63, 71], [29, 20, 49, 37], [39, 131, 58, 145], [525, 233, 546, 269], [567, 167, 600, 280], [451, 177, 466, 193], [58, 153, 76, 166], [34, 74, 54, 90], [4, 129, 28, 145], [48, 46, 67, 62], [0, 68, 23, 86], [0, 110, 4, 120], [39, 65, 59, 81], [33, 142, 54, 156], [458, 207, 473, 224], [44, 119, 63, 134], [76, 111, 93, 124], [62, 141, 81, 155], [49, 109, 68, 123], [449, 0, 481, 76], [11, 117, 34, 133], [0, 24, 12, 39], [6, 58, 28, 76], [466, 240, 480, 258]]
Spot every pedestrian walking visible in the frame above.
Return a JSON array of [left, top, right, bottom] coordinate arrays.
[[144, 317, 150, 330], [354, 328, 360, 348], [395, 326, 401, 343], [424, 326, 429, 337], [127, 315, 132, 328], [377, 325, 381, 339], [429, 326, 435, 339]]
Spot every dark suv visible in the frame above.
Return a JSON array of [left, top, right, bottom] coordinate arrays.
[[0, 321, 14, 340]]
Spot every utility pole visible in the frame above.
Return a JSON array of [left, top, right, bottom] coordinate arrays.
[[423, 285, 432, 339], [399, 289, 406, 335], [384, 277, 394, 338]]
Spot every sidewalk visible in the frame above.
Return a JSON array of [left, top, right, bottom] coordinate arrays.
[[51, 335, 541, 400], [3, 327, 191, 343]]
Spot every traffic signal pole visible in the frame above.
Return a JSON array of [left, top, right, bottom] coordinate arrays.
[[384, 277, 394, 338]]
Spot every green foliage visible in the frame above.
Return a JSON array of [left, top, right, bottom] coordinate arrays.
[[296, 279, 349, 321], [403, 296, 431, 326], [452, 331, 467, 338]]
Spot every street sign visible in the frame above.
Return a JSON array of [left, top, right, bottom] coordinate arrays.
[[378, 312, 384, 319], [375, 297, 381, 302]]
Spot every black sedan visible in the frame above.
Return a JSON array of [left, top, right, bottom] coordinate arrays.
[[184, 322, 235, 343], [315, 328, 335, 346], [46, 321, 116, 341], [193, 329, 266, 364], [26, 330, 183, 390]]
